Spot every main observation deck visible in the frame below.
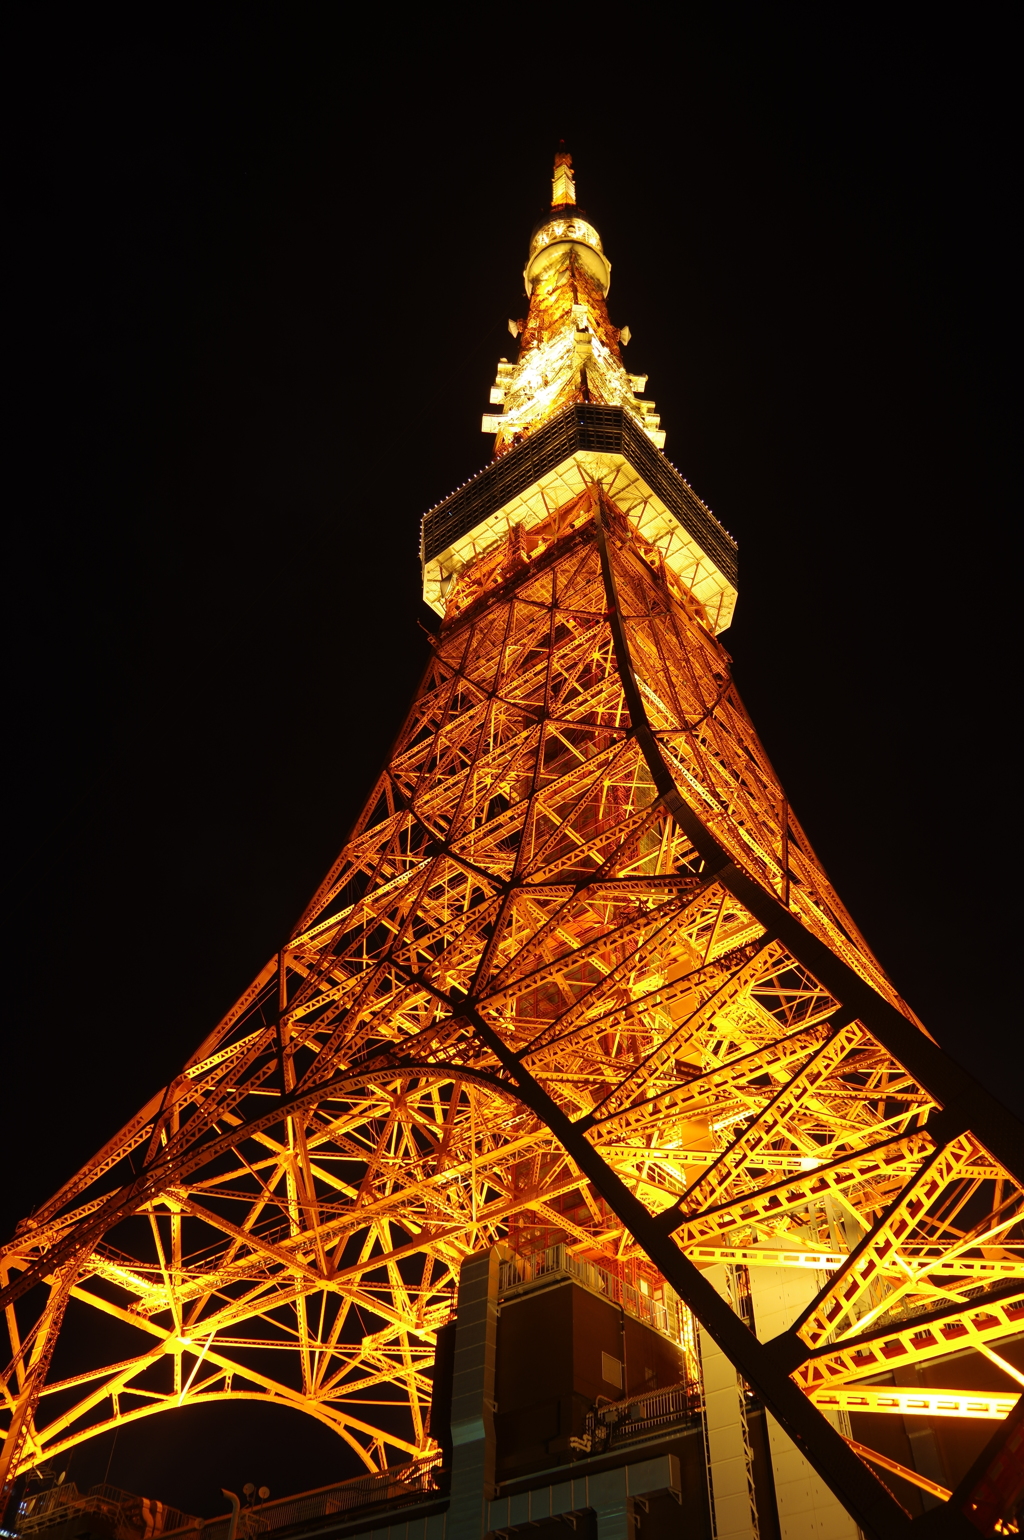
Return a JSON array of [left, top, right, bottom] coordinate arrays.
[[421, 405, 738, 634]]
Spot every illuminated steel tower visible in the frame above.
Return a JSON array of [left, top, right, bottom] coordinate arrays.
[[3, 154, 1023, 1538]]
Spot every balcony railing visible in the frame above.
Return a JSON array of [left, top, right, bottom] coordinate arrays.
[[18, 1483, 196, 1539], [157, 1456, 443, 1540], [581, 1381, 698, 1454], [498, 1244, 689, 1346]]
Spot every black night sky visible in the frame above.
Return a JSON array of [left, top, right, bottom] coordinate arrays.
[[5, 10, 1018, 1519]]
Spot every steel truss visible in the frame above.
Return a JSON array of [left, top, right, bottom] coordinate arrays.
[[3, 485, 1022, 1538]]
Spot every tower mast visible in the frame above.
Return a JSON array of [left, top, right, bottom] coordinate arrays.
[[482, 149, 662, 458]]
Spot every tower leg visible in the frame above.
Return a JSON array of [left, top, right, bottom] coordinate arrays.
[[0, 1270, 72, 1501]]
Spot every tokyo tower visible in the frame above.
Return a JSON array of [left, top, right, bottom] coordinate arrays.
[[3, 153, 1022, 1540]]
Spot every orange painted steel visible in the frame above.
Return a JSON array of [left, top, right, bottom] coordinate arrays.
[[3, 157, 1022, 1539]]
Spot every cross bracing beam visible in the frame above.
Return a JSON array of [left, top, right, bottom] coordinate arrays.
[[815, 1387, 1020, 1421]]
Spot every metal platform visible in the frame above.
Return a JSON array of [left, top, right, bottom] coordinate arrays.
[[421, 406, 738, 632]]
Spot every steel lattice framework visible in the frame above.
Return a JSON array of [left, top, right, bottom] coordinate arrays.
[[3, 155, 1022, 1538]]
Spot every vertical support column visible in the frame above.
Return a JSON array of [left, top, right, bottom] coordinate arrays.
[[747, 1267, 860, 1540], [589, 1468, 630, 1540], [447, 1249, 499, 1540], [699, 1266, 759, 1540]]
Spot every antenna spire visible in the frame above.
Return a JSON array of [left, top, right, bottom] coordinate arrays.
[[551, 144, 576, 209]]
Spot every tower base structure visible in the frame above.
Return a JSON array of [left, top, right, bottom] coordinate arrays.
[[34, 1244, 1012, 1540]]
